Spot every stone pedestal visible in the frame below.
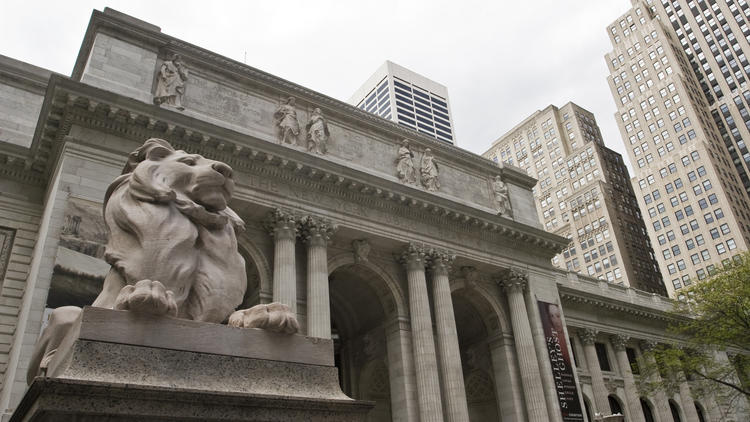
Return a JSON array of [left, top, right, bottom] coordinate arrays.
[[12, 307, 373, 421]]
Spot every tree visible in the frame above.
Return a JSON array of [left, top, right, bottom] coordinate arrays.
[[639, 253, 750, 400]]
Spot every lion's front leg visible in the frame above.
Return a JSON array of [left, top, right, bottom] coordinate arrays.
[[228, 302, 299, 334], [114, 279, 178, 317]]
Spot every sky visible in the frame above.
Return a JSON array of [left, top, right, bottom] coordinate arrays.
[[1, 0, 634, 170]]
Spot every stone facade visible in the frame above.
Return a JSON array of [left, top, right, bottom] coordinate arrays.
[[0, 8, 747, 422]]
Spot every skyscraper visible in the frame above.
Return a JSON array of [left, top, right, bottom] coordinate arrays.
[[348, 61, 456, 145], [482, 103, 666, 295], [606, 0, 750, 298]]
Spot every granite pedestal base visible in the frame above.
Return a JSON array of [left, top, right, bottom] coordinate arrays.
[[12, 307, 373, 421]]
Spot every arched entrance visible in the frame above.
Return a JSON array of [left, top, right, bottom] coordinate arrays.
[[669, 399, 683, 422], [328, 258, 405, 422], [608, 394, 623, 415], [640, 397, 656, 422]]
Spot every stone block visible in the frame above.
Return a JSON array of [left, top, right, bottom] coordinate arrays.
[[14, 307, 373, 421]]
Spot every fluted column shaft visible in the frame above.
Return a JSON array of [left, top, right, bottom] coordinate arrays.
[[498, 269, 548, 422], [266, 210, 298, 313], [401, 244, 444, 422], [641, 341, 674, 422], [580, 329, 611, 416], [611, 335, 645, 422], [302, 216, 336, 339], [677, 371, 700, 422], [429, 251, 469, 422]]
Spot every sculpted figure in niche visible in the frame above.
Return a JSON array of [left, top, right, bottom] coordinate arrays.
[[492, 175, 512, 216], [153, 54, 189, 110], [274, 96, 300, 144], [28, 138, 298, 384], [306, 107, 329, 154], [420, 148, 440, 191], [395, 139, 417, 184]]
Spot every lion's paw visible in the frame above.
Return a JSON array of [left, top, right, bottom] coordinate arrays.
[[113, 279, 178, 317], [228, 302, 299, 334]]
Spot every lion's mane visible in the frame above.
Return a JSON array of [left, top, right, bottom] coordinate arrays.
[[94, 138, 247, 323]]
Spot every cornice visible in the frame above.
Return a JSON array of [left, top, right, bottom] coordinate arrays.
[[69, 8, 537, 191], [26, 77, 567, 257], [558, 284, 682, 324]]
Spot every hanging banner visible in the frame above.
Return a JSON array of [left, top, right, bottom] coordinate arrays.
[[538, 300, 584, 422]]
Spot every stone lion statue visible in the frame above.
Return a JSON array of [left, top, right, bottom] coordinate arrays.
[[28, 138, 298, 384]]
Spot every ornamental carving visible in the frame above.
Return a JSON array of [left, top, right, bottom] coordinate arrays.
[[420, 148, 440, 192], [352, 239, 371, 263], [427, 249, 455, 275], [300, 215, 337, 246], [492, 175, 512, 217], [398, 242, 428, 271], [274, 97, 300, 144], [153, 54, 189, 110], [263, 208, 299, 240], [461, 266, 480, 289], [640, 339, 659, 352], [395, 139, 417, 184], [306, 107, 329, 154], [611, 334, 630, 351], [496, 267, 528, 293], [579, 328, 599, 345]]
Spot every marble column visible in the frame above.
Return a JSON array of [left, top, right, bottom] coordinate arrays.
[[496, 268, 548, 422], [611, 334, 645, 422], [677, 370, 700, 422], [265, 209, 298, 313], [301, 216, 336, 339], [400, 243, 444, 422], [641, 340, 674, 422], [579, 329, 611, 416], [428, 250, 469, 422]]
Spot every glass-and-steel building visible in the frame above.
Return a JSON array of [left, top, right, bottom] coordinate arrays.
[[348, 61, 456, 145]]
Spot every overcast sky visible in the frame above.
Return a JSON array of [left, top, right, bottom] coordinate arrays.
[[1, 0, 635, 171]]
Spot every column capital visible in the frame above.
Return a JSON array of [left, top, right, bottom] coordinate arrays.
[[399, 242, 429, 272], [300, 215, 337, 246], [611, 334, 631, 351], [640, 339, 659, 352], [495, 267, 528, 293], [579, 328, 599, 345], [427, 249, 455, 276], [264, 208, 299, 240]]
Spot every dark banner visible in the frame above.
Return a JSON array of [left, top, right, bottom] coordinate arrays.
[[538, 301, 584, 422]]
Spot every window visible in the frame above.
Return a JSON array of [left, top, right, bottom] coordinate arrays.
[[720, 223, 730, 235], [715, 208, 724, 219], [727, 238, 737, 250], [701, 249, 711, 260], [595, 343, 612, 371], [704, 213, 714, 224], [710, 228, 720, 239], [686, 238, 695, 250], [716, 243, 727, 254], [691, 253, 700, 264], [696, 234, 705, 246]]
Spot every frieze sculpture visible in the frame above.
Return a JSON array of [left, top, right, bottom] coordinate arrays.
[[274, 96, 300, 144], [395, 139, 417, 184], [306, 107, 329, 154], [153, 54, 189, 110], [492, 175, 512, 217], [28, 138, 297, 384], [420, 148, 440, 191]]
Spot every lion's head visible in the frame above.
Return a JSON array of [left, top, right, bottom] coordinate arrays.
[[105, 138, 244, 231]]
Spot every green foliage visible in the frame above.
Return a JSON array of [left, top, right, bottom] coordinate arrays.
[[638, 253, 750, 398]]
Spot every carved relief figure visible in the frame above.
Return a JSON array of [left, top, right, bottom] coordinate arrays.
[[352, 239, 371, 263], [153, 54, 189, 110], [492, 175, 512, 216], [306, 107, 329, 154], [274, 96, 300, 144], [28, 138, 298, 383], [395, 139, 417, 184], [420, 148, 440, 191]]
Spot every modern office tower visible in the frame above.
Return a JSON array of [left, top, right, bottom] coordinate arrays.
[[348, 60, 456, 145], [482, 103, 667, 295], [606, 0, 750, 298]]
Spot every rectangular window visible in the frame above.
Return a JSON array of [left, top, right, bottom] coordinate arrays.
[[595, 343, 612, 371]]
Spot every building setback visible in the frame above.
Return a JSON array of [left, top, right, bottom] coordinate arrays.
[[606, 0, 750, 298], [348, 61, 456, 145], [482, 103, 666, 295]]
